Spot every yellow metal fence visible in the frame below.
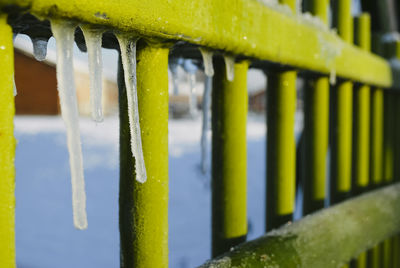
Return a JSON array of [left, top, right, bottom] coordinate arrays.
[[1, 0, 400, 267]]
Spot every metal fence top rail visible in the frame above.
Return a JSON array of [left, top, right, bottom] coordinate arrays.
[[0, 0, 393, 88]]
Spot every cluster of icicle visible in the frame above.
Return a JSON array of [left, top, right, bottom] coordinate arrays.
[[170, 49, 235, 173], [45, 20, 147, 229]]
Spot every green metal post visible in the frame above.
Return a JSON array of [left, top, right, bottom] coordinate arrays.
[[393, 235, 400, 268], [367, 87, 384, 268], [383, 93, 394, 185], [382, 71, 395, 268], [351, 13, 371, 268], [303, 0, 329, 23], [382, 238, 392, 268], [212, 59, 249, 257], [0, 14, 16, 268], [330, 0, 353, 205], [352, 13, 371, 195], [370, 88, 384, 187], [265, 0, 297, 232], [266, 70, 296, 231], [394, 92, 400, 182], [118, 41, 169, 268], [302, 0, 329, 215]]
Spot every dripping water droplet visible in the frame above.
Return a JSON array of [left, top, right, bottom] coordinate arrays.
[[31, 38, 48, 61]]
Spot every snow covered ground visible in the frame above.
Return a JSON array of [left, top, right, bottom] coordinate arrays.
[[14, 114, 302, 268]]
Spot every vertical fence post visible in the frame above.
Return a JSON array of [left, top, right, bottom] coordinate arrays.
[[352, 13, 371, 196], [118, 41, 169, 268], [212, 59, 248, 257], [330, 0, 353, 205], [266, 70, 296, 231], [302, 0, 329, 216], [265, 0, 297, 232], [393, 41, 400, 268], [367, 86, 384, 268], [351, 13, 371, 268], [0, 14, 16, 268]]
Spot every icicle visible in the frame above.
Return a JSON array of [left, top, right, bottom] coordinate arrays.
[[13, 79, 17, 96], [116, 34, 147, 183], [12, 34, 17, 96], [296, 0, 303, 15], [223, 55, 235, 81], [169, 57, 180, 96], [31, 37, 48, 61], [201, 75, 213, 173], [330, 69, 336, 85], [51, 20, 88, 230], [81, 26, 104, 122], [183, 59, 199, 118], [188, 72, 198, 117], [199, 47, 214, 77]]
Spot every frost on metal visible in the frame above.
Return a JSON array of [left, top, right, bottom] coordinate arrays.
[[116, 34, 147, 183], [223, 55, 235, 82], [81, 26, 104, 122], [51, 20, 88, 230], [31, 37, 48, 61]]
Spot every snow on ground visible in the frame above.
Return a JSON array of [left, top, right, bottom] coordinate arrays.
[[14, 114, 301, 268]]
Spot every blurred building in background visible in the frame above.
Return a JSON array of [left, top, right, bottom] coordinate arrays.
[[14, 36, 281, 118], [14, 45, 118, 116]]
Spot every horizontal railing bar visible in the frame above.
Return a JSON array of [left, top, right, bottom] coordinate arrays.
[[0, 0, 394, 87], [198, 183, 400, 268]]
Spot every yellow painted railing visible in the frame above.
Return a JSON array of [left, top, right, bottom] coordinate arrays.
[[1, 0, 400, 267]]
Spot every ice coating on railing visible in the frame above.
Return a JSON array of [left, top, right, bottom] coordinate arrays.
[[116, 34, 147, 183], [51, 20, 88, 230], [31, 37, 48, 61], [223, 55, 235, 81], [199, 47, 214, 77], [81, 26, 104, 122]]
